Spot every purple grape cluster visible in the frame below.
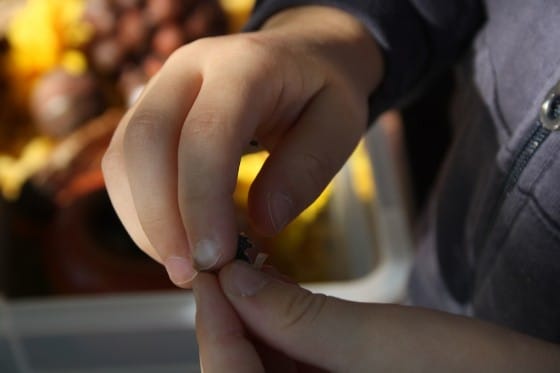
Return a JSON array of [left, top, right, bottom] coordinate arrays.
[[85, 0, 227, 103]]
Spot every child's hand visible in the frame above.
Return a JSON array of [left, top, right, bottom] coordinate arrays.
[[102, 6, 382, 286], [194, 261, 560, 372]]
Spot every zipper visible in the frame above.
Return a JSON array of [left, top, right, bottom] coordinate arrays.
[[474, 119, 552, 295], [479, 80, 560, 254], [502, 122, 551, 194], [481, 121, 550, 244]]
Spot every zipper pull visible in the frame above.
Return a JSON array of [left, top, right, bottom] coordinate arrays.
[[540, 81, 560, 130]]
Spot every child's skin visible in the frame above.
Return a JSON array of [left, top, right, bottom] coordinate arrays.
[[102, 6, 381, 285], [102, 6, 560, 371]]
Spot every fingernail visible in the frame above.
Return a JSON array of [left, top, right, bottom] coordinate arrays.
[[164, 256, 197, 286], [223, 261, 270, 297], [193, 239, 222, 270], [268, 192, 293, 232]]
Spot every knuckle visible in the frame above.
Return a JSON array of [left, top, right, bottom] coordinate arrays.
[[123, 110, 170, 148], [299, 151, 336, 194], [167, 38, 208, 63], [231, 34, 268, 58], [182, 34, 274, 73], [207, 325, 246, 346], [227, 35, 278, 79], [185, 109, 223, 137], [166, 45, 187, 66], [281, 291, 329, 331], [139, 212, 172, 238]]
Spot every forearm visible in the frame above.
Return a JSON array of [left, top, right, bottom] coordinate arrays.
[[362, 303, 560, 372]]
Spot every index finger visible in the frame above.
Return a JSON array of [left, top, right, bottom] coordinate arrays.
[[176, 38, 285, 270], [118, 37, 281, 284], [119, 49, 202, 286]]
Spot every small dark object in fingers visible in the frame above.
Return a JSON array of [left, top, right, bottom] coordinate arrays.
[[235, 233, 253, 263]]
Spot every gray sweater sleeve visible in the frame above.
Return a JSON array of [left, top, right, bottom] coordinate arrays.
[[245, 0, 484, 119]]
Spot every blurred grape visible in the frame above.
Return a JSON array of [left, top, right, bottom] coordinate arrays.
[[83, 0, 226, 106]]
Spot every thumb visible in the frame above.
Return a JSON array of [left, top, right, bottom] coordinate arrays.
[[218, 261, 374, 371]]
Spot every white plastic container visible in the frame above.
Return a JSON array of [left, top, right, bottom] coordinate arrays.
[[0, 119, 413, 372]]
